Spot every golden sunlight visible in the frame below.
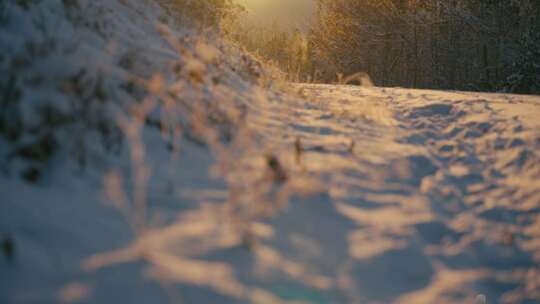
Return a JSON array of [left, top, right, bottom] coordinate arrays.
[[235, 0, 315, 30]]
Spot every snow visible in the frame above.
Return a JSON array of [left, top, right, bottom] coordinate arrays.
[[2, 0, 540, 304]]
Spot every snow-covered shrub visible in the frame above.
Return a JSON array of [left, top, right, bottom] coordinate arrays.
[[0, 0, 271, 182]]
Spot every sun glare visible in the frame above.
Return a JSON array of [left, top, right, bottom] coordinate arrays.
[[234, 0, 315, 30]]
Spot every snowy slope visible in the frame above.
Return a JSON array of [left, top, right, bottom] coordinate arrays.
[[2, 0, 540, 304]]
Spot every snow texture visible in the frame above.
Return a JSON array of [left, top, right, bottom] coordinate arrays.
[[1, 1, 540, 304]]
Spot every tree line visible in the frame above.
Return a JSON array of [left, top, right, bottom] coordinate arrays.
[[228, 0, 540, 94]]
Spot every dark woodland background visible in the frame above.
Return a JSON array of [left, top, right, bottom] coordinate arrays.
[[227, 0, 540, 94]]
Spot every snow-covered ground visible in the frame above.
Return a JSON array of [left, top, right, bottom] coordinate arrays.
[[2, 0, 540, 303]]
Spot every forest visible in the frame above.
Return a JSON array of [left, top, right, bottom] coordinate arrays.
[[229, 0, 540, 94]]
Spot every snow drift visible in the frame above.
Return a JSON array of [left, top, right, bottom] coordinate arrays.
[[1, 0, 540, 304]]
